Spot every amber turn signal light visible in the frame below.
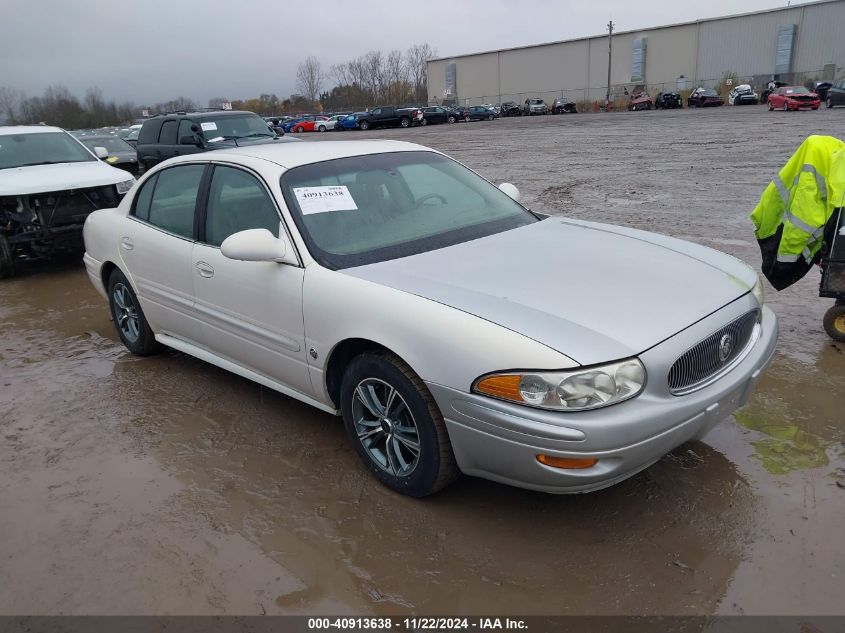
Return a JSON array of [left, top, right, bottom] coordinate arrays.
[[536, 454, 598, 469], [474, 374, 523, 401]]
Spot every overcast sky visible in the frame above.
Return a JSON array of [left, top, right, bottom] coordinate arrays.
[[1, 0, 797, 105]]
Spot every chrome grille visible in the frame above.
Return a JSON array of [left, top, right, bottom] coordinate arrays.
[[668, 310, 760, 394]]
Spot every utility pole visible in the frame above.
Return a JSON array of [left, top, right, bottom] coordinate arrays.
[[606, 20, 614, 108]]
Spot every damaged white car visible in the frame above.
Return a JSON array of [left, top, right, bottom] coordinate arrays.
[[0, 125, 135, 277]]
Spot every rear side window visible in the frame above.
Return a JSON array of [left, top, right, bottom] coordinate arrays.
[[132, 174, 157, 221], [137, 120, 162, 145], [147, 165, 205, 239], [158, 120, 177, 144], [204, 166, 279, 247]]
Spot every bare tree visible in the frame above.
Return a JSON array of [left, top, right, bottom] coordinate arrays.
[[406, 43, 437, 103], [0, 86, 23, 124], [296, 56, 324, 106]]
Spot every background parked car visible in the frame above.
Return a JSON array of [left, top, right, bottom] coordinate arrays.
[[551, 98, 577, 114], [77, 134, 140, 176], [654, 92, 682, 109], [826, 80, 845, 108], [760, 81, 788, 105], [523, 98, 548, 115], [135, 109, 295, 174], [499, 102, 521, 117], [292, 116, 330, 133], [420, 106, 451, 125], [0, 125, 135, 278], [339, 112, 367, 130], [628, 92, 653, 111], [812, 81, 832, 101], [728, 84, 759, 105], [767, 86, 820, 111], [688, 88, 724, 107], [463, 105, 498, 121], [356, 106, 423, 130]]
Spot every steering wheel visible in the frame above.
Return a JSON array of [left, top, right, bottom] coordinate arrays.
[[414, 193, 448, 208]]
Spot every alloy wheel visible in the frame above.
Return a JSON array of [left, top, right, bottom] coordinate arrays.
[[112, 283, 140, 343], [351, 378, 421, 477]]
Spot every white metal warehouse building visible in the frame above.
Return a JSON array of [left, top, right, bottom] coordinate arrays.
[[427, 0, 845, 106]]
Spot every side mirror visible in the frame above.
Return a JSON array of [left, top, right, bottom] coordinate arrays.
[[498, 182, 520, 202], [94, 146, 109, 159], [180, 135, 201, 146], [221, 228, 297, 265]]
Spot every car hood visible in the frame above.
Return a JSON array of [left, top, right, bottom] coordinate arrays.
[[343, 218, 756, 366], [0, 160, 130, 196]]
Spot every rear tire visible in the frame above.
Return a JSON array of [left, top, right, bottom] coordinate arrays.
[[0, 233, 14, 279], [420, 118, 428, 126], [359, 120, 370, 131], [318, 125, 326, 132], [340, 352, 459, 497], [823, 305, 845, 342], [107, 268, 162, 356], [827, 97, 833, 109]]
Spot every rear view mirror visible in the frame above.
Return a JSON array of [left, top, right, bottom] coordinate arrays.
[[94, 146, 109, 159], [499, 182, 520, 202], [221, 228, 297, 265], [180, 135, 201, 146]]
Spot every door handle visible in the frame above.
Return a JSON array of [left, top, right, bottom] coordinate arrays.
[[120, 236, 134, 250], [195, 261, 214, 278]]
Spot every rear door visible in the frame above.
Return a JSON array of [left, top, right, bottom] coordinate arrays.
[[119, 163, 206, 340], [190, 163, 312, 396]]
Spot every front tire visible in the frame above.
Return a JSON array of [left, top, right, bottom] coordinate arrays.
[[340, 352, 459, 497], [447, 115, 456, 124], [400, 118, 410, 128], [420, 118, 428, 126], [487, 114, 494, 121], [0, 233, 14, 279], [827, 97, 833, 109], [107, 268, 162, 356], [318, 125, 326, 132], [823, 305, 845, 342], [296, 126, 304, 133]]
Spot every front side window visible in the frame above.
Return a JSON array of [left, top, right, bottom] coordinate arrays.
[[204, 166, 279, 247], [281, 151, 536, 269], [0, 132, 96, 169], [177, 119, 195, 141], [145, 164, 204, 238]]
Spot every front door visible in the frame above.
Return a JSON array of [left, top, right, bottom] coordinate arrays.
[[190, 164, 312, 397], [119, 163, 206, 340]]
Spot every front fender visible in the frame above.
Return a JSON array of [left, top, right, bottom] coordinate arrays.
[[302, 265, 577, 403]]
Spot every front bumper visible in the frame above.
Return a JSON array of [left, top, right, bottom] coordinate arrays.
[[427, 300, 778, 494]]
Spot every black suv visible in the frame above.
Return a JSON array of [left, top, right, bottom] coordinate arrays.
[[135, 109, 298, 174]]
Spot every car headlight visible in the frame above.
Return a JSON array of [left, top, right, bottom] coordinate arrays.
[[473, 358, 646, 412], [116, 178, 135, 195], [750, 275, 765, 307]]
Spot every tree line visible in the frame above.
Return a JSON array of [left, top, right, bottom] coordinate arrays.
[[0, 42, 436, 128]]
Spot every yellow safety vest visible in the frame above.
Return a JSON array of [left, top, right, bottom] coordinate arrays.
[[751, 135, 845, 289]]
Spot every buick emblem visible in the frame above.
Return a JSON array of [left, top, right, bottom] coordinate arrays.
[[718, 334, 734, 362]]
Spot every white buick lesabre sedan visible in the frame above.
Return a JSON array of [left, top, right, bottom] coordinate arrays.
[[83, 140, 778, 497]]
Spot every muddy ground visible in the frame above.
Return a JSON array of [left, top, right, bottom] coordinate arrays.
[[1, 106, 843, 616]]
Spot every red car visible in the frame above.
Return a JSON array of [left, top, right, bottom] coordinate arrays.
[[767, 86, 820, 111], [292, 116, 329, 133], [627, 92, 653, 111], [687, 88, 724, 107]]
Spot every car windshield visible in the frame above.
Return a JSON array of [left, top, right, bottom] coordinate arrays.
[[785, 87, 810, 94], [81, 137, 134, 153], [0, 131, 96, 170], [700, 89, 718, 96], [281, 151, 537, 269], [200, 114, 275, 142], [529, 99, 543, 104]]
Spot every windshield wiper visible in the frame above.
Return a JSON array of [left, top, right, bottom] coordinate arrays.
[[243, 133, 275, 139], [12, 160, 75, 168]]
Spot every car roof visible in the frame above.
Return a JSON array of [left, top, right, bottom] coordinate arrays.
[[0, 125, 66, 136], [170, 139, 433, 169], [148, 110, 256, 120]]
